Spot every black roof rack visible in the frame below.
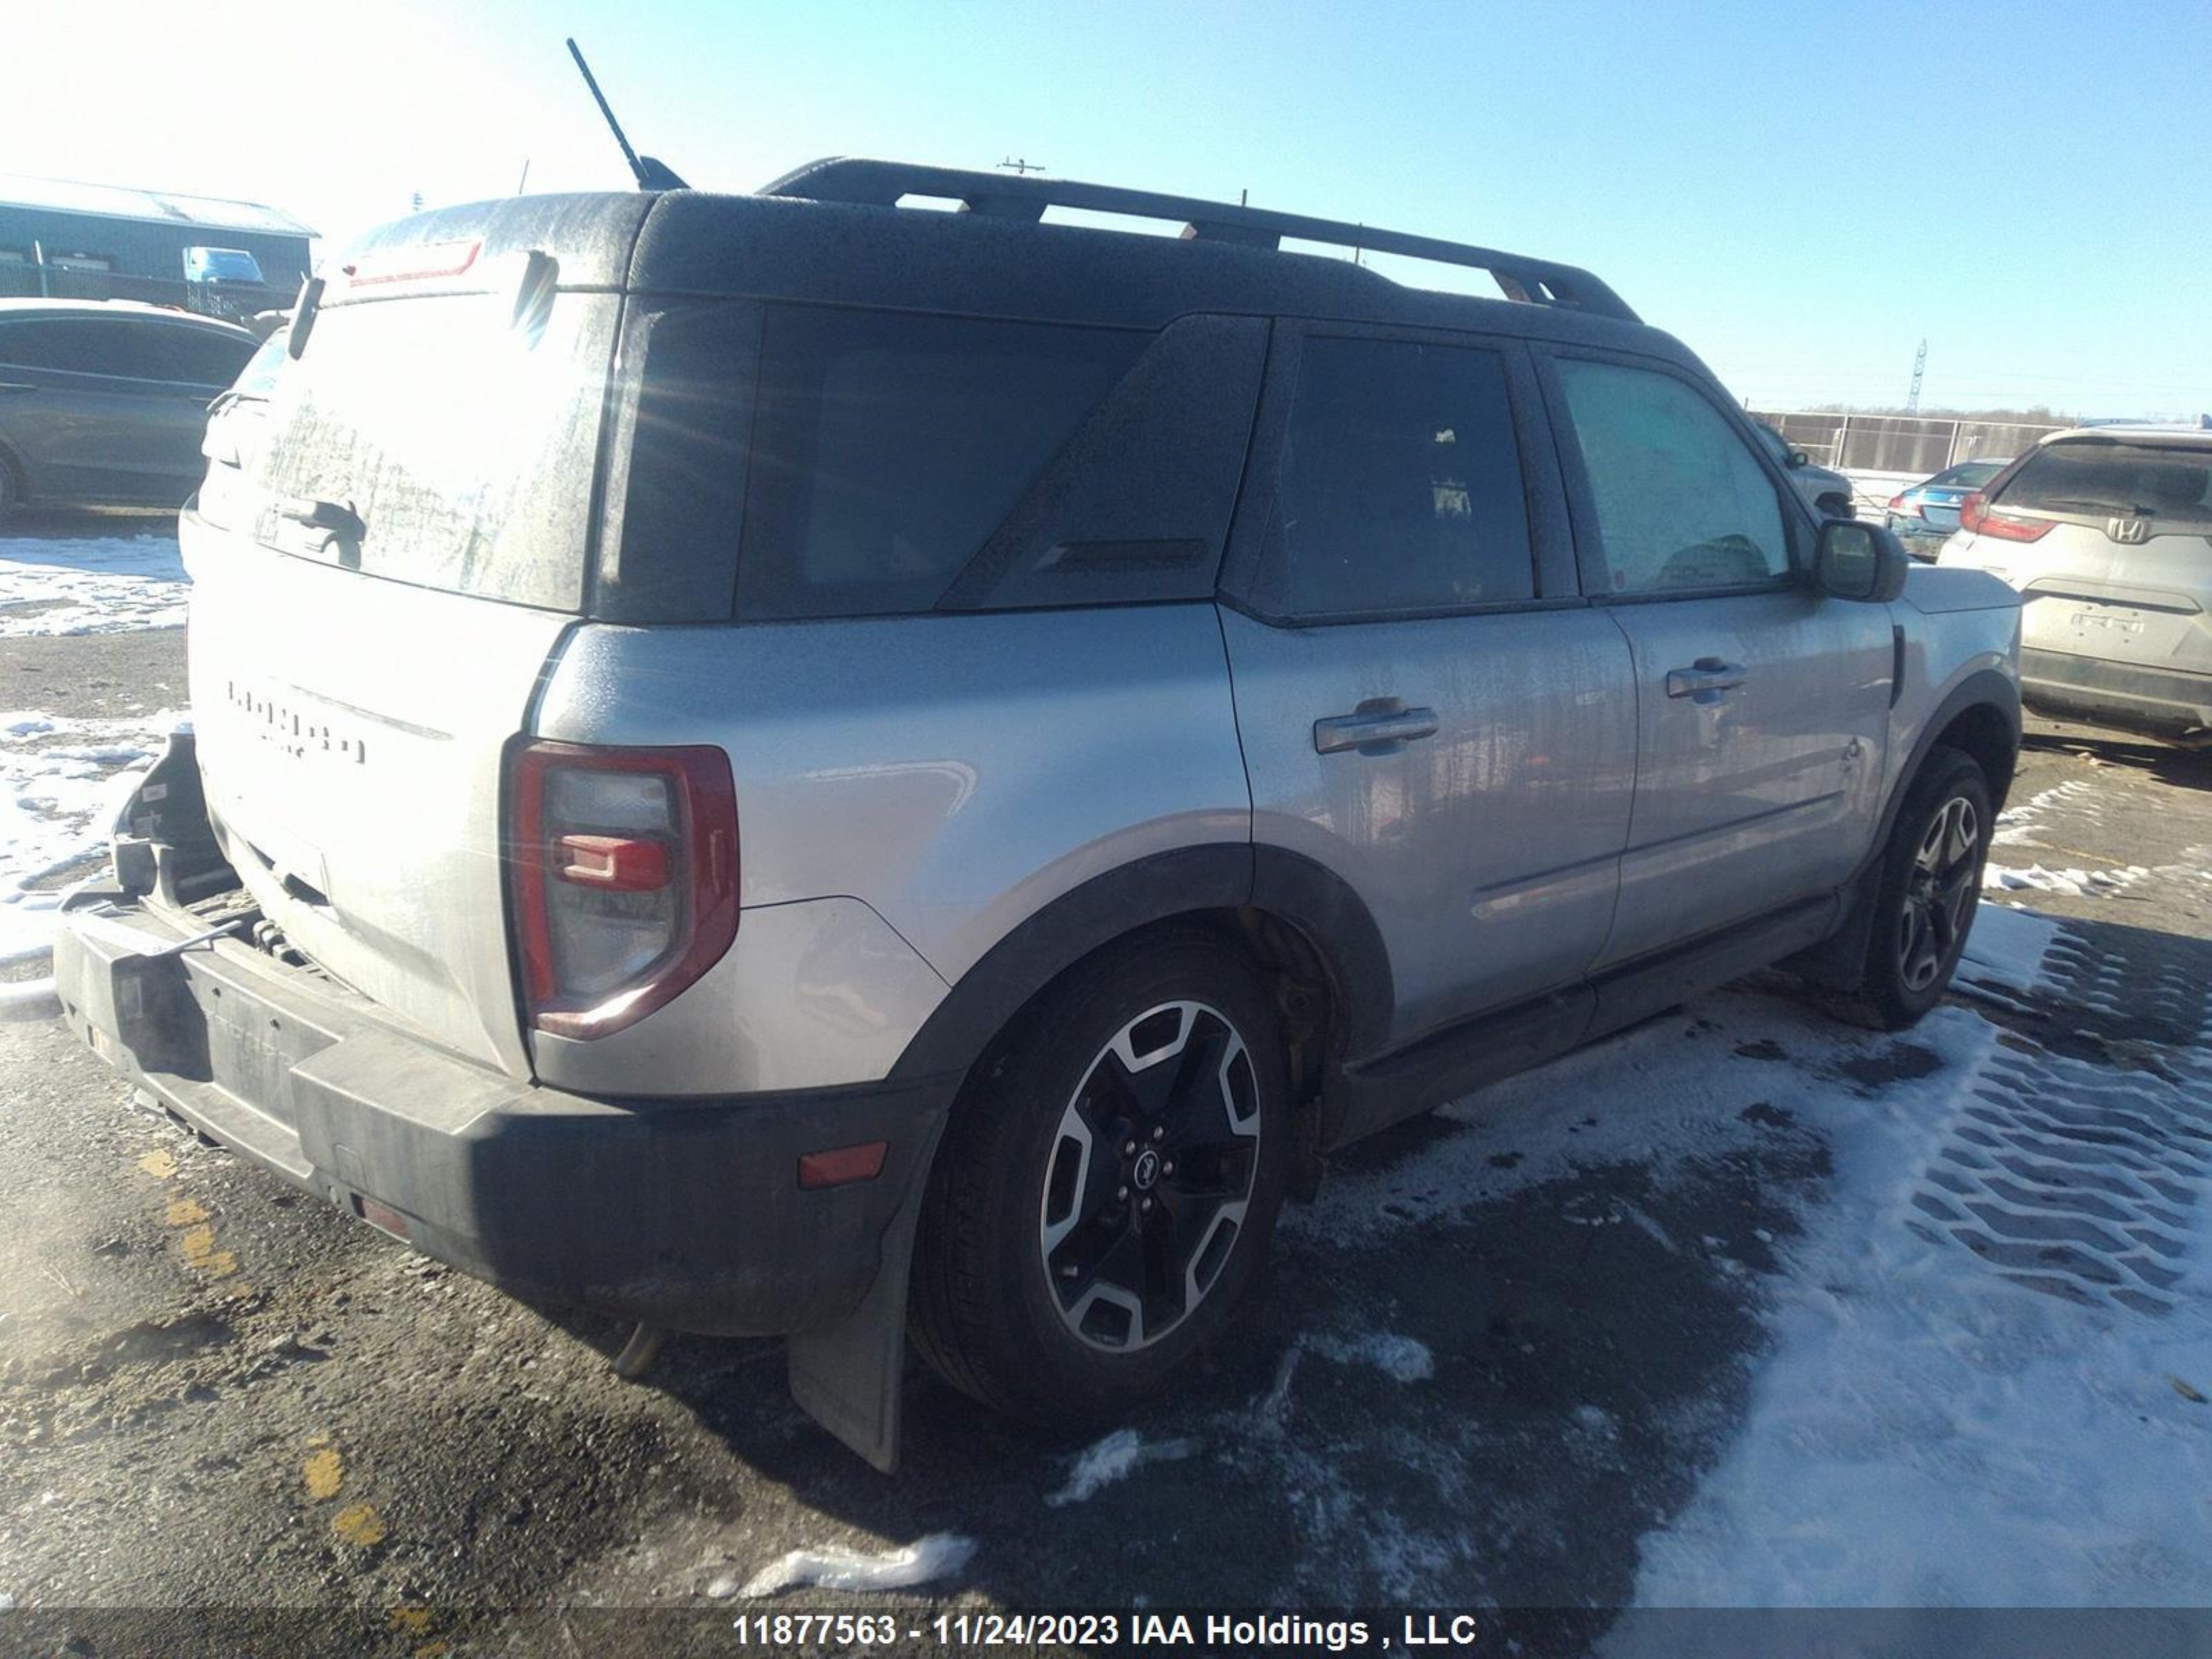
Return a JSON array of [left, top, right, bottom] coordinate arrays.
[[759, 158, 1638, 324]]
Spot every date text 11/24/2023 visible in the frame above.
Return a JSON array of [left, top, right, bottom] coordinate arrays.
[[727, 1612, 1486, 1651]]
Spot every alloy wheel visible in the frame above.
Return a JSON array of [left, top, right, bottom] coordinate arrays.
[[1897, 794, 1981, 993], [1037, 1000, 1263, 1352]]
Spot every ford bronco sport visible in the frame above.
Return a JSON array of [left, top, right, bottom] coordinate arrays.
[[51, 160, 2023, 1470]]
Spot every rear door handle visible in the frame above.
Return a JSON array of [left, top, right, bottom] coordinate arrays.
[[1313, 706, 1439, 755], [1665, 657, 1747, 700]]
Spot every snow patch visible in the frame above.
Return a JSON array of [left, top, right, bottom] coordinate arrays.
[[1308, 1331, 1435, 1384], [0, 710, 179, 963], [1985, 862, 2146, 899], [1045, 1427, 1199, 1507], [731, 1534, 975, 1598], [0, 532, 187, 637], [1624, 1004, 2212, 1607]]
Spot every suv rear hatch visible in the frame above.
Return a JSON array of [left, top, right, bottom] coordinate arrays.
[[1957, 435, 2212, 675], [182, 196, 648, 1074]]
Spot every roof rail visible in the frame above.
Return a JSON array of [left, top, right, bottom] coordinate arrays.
[[758, 158, 1638, 324]]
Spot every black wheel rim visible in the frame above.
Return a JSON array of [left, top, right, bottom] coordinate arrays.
[[1897, 794, 1981, 993], [1038, 1000, 1262, 1352]]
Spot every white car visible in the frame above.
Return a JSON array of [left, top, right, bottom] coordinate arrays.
[[1938, 424, 2212, 743]]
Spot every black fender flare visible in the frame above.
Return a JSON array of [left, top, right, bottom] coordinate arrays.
[[885, 841, 1394, 1088], [1792, 664, 2021, 993], [800, 841, 1391, 1470], [1871, 665, 2021, 870]]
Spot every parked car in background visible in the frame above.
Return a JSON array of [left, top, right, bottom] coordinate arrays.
[[1752, 420, 1857, 517], [1939, 426, 2212, 743], [0, 298, 257, 516], [52, 164, 2020, 1474], [1886, 458, 2010, 555]]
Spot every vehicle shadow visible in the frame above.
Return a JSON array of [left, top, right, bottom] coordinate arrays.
[[596, 993, 1849, 1620], [2023, 722, 2212, 791]]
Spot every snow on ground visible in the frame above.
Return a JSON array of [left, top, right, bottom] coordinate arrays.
[[0, 530, 186, 638], [1985, 861, 2149, 898], [0, 709, 179, 964], [722, 1534, 977, 1599], [1616, 926, 2212, 1617], [1046, 1428, 1201, 1507]]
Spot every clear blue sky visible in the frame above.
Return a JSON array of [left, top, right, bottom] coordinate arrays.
[[15, 0, 2209, 415]]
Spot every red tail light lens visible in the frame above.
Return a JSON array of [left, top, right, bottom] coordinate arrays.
[[507, 742, 738, 1040], [1959, 492, 2054, 543], [1886, 493, 1909, 511]]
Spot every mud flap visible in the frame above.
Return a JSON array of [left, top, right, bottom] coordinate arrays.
[[786, 1116, 944, 1474]]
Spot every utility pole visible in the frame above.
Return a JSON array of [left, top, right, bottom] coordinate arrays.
[[997, 156, 1044, 176], [1908, 338, 1927, 413]]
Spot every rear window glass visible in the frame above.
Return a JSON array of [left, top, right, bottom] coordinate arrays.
[[738, 306, 1144, 619], [252, 291, 617, 610], [1935, 460, 2005, 489], [1998, 440, 2212, 529]]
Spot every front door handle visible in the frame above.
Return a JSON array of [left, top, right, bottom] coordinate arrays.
[[1665, 657, 1747, 700], [1313, 704, 1440, 755]]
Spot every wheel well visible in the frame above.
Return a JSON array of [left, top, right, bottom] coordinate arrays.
[[1929, 701, 2018, 809], [959, 905, 1344, 1196]]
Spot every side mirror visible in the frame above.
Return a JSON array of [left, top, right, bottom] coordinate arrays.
[[1785, 448, 1810, 469], [1815, 518, 1910, 603]]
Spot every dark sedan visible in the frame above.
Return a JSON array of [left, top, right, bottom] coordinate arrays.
[[0, 299, 258, 517]]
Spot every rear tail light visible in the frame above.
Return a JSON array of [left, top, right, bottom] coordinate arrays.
[[507, 742, 738, 1040], [1886, 493, 1909, 511], [1959, 492, 2054, 543]]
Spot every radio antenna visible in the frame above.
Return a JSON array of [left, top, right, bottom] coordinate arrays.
[[566, 38, 688, 191]]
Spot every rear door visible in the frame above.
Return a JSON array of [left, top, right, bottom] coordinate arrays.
[[185, 270, 621, 1074], [1220, 324, 1635, 1047], [1537, 351, 1893, 968]]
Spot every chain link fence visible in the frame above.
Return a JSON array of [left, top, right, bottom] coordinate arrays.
[[1750, 409, 2064, 478]]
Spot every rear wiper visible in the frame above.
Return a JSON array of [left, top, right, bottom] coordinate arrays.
[[276, 496, 366, 541]]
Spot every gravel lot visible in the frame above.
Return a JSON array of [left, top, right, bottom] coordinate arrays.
[[3, 523, 2209, 1656]]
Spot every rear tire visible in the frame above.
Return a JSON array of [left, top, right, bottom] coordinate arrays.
[[910, 930, 1291, 1425], [1829, 745, 1991, 1031]]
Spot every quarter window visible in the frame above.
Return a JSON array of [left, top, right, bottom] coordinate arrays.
[[738, 307, 1144, 619], [1257, 336, 1534, 617], [1555, 359, 1790, 594]]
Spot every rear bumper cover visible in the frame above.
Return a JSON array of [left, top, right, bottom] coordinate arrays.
[[2021, 648, 2212, 741], [52, 889, 953, 1338]]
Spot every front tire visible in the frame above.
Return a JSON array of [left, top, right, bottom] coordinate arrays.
[[1835, 746, 1991, 1030], [910, 930, 1291, 1425]]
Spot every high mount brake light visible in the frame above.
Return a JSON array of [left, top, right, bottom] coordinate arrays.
[[507, 742, 738, 1040], [1960, 493, 2054, 543]]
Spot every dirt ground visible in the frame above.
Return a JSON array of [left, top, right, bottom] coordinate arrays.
[[2, 608, 2208, 1658]]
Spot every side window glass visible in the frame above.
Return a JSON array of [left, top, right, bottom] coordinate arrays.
[[158, 328, 258, 388], [0, 321, 64, 368], [1555, 359, 1789, 594], [739, 307, 1143, 619], [1258, 336, 1533, 617]]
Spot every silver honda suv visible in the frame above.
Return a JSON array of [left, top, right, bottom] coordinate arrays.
[[1938, 424, 2212, 744], [51, 160, 2024, 1470]]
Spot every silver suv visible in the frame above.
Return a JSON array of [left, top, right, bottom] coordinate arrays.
[[51, 161, 2024, 1470], [1938, 425, 2212, 743]]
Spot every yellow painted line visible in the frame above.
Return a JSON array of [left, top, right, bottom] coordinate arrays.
[[303, 1447, 344, 1501], [332, 1503, 386, 1548], [138, 1149, 178, 1180], [387, 1608, 433, 1635], [165, 1198, 209, 1226], [178, 1224, 239, 1280]]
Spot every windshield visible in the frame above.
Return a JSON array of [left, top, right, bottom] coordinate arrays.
[[1996, 439, 2212, 528]]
